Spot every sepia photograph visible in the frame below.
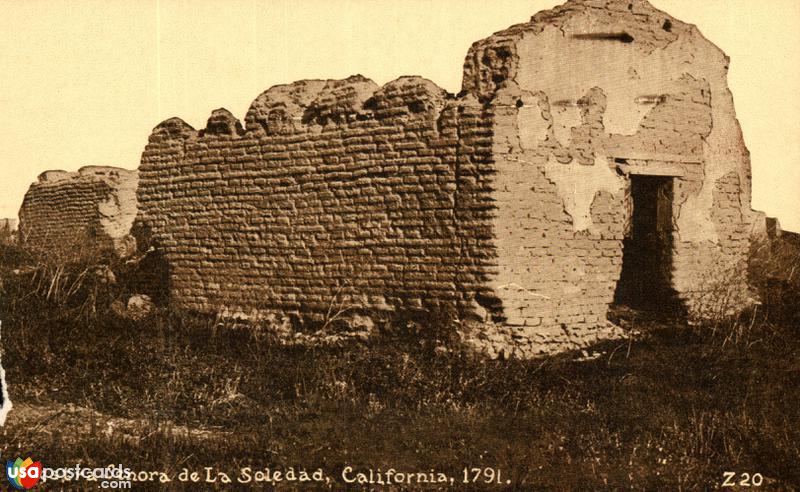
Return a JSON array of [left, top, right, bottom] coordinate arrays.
[[0, 0, 798, 489]]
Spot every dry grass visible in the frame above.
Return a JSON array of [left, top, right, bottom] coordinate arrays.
[[0, 241, 798, 490]]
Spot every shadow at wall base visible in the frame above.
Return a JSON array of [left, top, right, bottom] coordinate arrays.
[[159, 302, 466, 354]]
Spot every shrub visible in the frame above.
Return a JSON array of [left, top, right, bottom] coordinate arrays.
[[748, 232, 800, 325]]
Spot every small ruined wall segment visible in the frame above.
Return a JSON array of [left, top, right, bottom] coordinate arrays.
[[137, 76, 495, 320], [19, 166, 139, 257], [463, 0, 756, 353]]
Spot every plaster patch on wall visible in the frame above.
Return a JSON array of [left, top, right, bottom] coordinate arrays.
[[513, 17, 749, 249], [551, 105, 582, 148], [673, 77, 747, 244], [673, 144, 724, 244], [515, 26, 672, 137], [98, 171, 139, 255], [518, 93, 550, 149], [38, 170, 72, 183], [543, 154, 624, 232], [514, 24, 715, 141]]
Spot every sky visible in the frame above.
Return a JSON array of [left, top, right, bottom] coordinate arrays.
[[1, 0, 798, 231]]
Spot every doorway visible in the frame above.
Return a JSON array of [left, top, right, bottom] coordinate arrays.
[[613, 175, 683, 314]]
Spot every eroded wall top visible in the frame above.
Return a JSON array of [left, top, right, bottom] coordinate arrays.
[[137, 74, 494, 319]]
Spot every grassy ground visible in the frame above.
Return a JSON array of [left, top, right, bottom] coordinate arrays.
[[0, 248, 798, 490]]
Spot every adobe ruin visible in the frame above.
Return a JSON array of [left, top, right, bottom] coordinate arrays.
[[18, 166, 139, 258], [19, 0, 761, 356]]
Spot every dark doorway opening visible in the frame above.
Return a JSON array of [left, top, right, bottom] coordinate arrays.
[[613, 175, 684, 315]]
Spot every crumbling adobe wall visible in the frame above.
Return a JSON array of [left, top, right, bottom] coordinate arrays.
[[137, 0, 757, 356], [462, 0, 756, 353], [19, 166, 139, 258], [137, 76, 495, 320]]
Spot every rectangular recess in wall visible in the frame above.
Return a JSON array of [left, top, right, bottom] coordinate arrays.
[[615, 162, 686, 177]]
